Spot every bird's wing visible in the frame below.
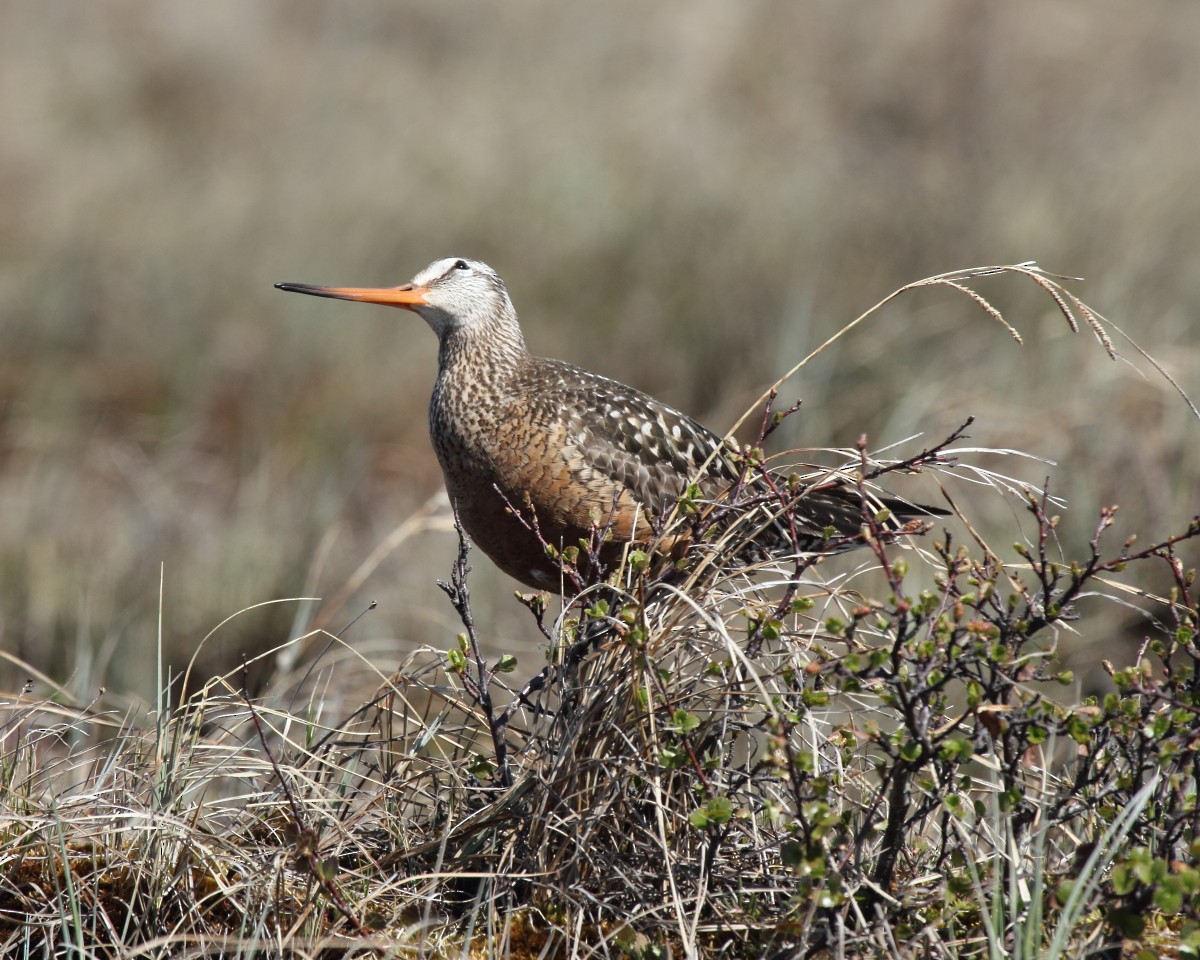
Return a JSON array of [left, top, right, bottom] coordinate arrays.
[[509, 360, 937, 551], [515, 360, 734, 519]]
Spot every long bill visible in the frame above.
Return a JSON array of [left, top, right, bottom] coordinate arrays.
[[274, 281, 429, 309]]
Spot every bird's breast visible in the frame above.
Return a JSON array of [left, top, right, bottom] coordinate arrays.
[[428, 375, 506, 480]]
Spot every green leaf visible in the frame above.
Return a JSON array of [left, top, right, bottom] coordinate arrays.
[[998, 786, 1022, 812], [495, 654, 518, 673], [1180, 924, 1200, 959], [781, 840, 804, 869], [801, 689, 830, 707], [316, 856, 338, 882], [658, 745, 685, 769], [937, 738, 974, 763], [704, 796, 734, 824], [1154, 876, 1184, 914]]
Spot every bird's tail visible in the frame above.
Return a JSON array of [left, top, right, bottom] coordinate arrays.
[[685, 473, 947, 568]]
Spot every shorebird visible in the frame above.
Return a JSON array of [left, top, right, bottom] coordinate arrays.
[[277, 258, 938, 592]]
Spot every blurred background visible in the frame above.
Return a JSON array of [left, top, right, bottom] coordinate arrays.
[[1, 1, 1196, 699]]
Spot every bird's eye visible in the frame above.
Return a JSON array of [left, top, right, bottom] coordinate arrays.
[[453, 259, 469, 271]]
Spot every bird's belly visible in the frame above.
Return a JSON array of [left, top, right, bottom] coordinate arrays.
[[431, 425, 643, 591]]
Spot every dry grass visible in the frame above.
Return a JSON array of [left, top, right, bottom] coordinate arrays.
[[2, 438, 1196, 956], [2, 2, 1199, 693], [2, 268, 1197, 957], [3, 7, 1200, 952]]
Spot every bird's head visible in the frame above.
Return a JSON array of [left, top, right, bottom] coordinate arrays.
[[276, 257, 519, 343]]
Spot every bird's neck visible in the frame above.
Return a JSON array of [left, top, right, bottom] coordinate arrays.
[[429, 319, 530, 472], [436, 316, 529, 387]]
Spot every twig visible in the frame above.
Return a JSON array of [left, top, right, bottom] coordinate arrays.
[[438, 505, 512, 788]]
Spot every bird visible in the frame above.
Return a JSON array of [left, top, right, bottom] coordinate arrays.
[[276, 258, 940, 593]]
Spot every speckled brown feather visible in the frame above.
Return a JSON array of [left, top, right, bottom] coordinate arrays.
[[428, 347, 902, 590]]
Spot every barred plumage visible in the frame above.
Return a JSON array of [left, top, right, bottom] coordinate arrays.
[[277, 257, 937, 592]]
